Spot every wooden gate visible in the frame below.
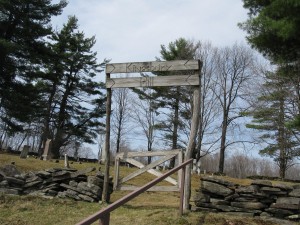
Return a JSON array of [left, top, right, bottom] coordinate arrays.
[[113, 149, 183, 192]]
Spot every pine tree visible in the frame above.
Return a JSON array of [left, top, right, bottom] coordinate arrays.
[[40, 16, 107, 158], [0, 0, 67, 129], [154, 38, 199, 167], [246, 71, 300, 178]]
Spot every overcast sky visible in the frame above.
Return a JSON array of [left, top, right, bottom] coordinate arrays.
[[51, 0, 251, 155], [52, 0, 249, 64]]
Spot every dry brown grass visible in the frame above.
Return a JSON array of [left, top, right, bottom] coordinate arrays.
[[0, 153, 298, 225]]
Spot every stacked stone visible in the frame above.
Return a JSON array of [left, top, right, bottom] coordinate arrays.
[[0, 165, 113, 203], [193, 176, 300, 220]]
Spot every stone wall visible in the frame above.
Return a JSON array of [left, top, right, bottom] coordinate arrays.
[[0, 165, 113, 202], [192, 176, 300, 221]]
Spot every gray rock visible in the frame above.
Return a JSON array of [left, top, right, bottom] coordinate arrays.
[[0, 180, 8, 188], [35, 171, 51, 178], [289, 188, 300, 197], [26, 175, 42, 183], [213, 204, 244, 212], [260, 212, 272, 217], [234, 197, 258, 202], [251, 180, 272, 187], [231, 202, 267, 210], [222, 212, 255, 217], [224, 193, 239, 201], [96, 172, 105, 179], [201, 180, 234, 197], [57, 191, 67, 198], [201, 176, 236, 187], [65, 189, 81, 200], [0, 165, 21, 177], [0, 188, 19, 195], [24, 180, 43, 188], [78, 182, 101, 197], [238, 193, 269, 200], [265, 207, 295, 217], [259, 198, 275, 204], [87, 176, 103, 187], [46, 190, 58, 196], [260, 187, 281, 192], [236, 185, 259, 194], [60, 183, 98, 199], [78, 194, 94, 202], [270, 203, 299, 210], [292, 184, 300, 189], [190, 206, 218, 212], [194, 202, 218, 209], [285, 214, 300, 220], [273, 183, 293, 191], [6, 176, 25, 186], [210, 198, 229, 205], [276, 197, 300, 205], [193, 192, 210, 203], [69, 180, 78, 187]]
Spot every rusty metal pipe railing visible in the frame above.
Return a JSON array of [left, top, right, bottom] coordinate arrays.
[[76, 158, 193, 225]]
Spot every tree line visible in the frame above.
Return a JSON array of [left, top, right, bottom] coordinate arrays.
[[0, 0, 299, 179]]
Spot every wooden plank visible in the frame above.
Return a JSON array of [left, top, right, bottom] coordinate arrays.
[[124, 158, 177, 185], [106, 75, 199, 88], [106, 60, 200, 74], [102, 74, 112, 203], [116, 149, 181, 159], [178, 150, 183, 189], [120, 154, 176, 184], [113, 157, 120, 190], [120, 185, 179, 192]]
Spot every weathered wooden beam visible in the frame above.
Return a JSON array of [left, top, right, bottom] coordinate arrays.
[[183, 85, 201, 211], [124, 158, 178, 185], [119, 155, 177, 185], [106, 60, 200, 74], [120, 185, 179, 192], [106, 75, 199, 88], [116, 149, 181, 158]]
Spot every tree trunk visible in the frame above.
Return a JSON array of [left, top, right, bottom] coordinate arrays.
[[218, 119, 228, 173], [278, 96, 286, 179], [170, 87, 180, 168]]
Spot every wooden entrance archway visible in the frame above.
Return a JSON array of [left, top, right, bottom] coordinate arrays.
[[102, 60, 202, 210]]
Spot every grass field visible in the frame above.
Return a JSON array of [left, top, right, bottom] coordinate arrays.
[[0, 153, 297, 225]]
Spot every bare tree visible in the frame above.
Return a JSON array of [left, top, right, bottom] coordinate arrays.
[[213, 43, 257, 173], [111, 88, 132, 154], [131, 89, 159, 164], [194, 41, 222, 161]]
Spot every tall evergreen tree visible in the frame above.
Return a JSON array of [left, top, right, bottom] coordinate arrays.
[[40, 16, 107, 158], [246, 71, 300, 178], [155, 38, 199, 167], [240, 0, 300, 127], [0, 0, 67, 130], [239, 0, 300, 63]]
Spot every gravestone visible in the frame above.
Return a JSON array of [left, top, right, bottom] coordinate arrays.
[[42, 139, 52, 160], [20, 145, 30, 159], [64, 154, 70, 168], [100, 142, 107, 164]]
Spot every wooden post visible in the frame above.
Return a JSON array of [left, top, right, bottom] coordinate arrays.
[[103, 72, 112, 203], [113, 157, 120, 190], [99, 213, 110, 225], [183, 61, 201, 211], [179, 165, 186, 216]]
